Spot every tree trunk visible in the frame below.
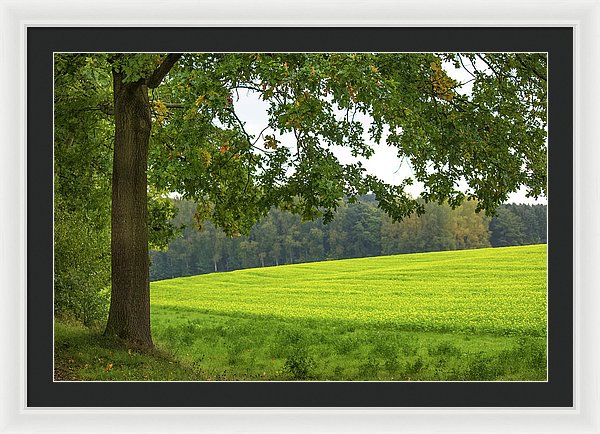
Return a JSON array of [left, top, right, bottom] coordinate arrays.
[[104, 71, 153, 348]]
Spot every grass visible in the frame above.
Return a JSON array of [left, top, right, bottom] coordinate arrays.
[[54, 321, 200, 380], [55, 244, 547, 381], [149, 311, 546, 381]]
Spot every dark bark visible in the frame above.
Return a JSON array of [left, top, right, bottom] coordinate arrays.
[[147, 54, 182, 89], [104, 55, 181, 349], [104, 71, 154, 348]]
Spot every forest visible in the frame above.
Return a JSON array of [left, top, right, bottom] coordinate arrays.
[[149, 197, 547, 280]]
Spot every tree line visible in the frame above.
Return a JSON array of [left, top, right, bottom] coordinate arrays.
[[150, 198, 547, 281]]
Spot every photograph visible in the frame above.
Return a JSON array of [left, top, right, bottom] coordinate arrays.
[[53, 51, 548, 382]]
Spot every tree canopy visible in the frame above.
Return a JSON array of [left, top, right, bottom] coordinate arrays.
[[149, 53, 546, 231]]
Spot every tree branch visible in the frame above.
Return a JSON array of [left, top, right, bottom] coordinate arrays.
[[476, 54, 502, 80], [457, 55, 477, 79], [515, 54, 547, 83], [226, 106, 275, 154], [147, 54, 183, 89]]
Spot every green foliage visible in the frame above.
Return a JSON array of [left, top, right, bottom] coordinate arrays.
[[54, 54, 113, 326], [490, 204, 547, 247], [54, 200, 111, 326], [147, 52, 546, 235], [327, 198, 384, 259], [148, 192, 182, 251], [489, 206, 527, 246], [388, 53, 547, 214], [111, 54, 164, 84], [381, 199, 491, 255], [54, 53, 185, 323]]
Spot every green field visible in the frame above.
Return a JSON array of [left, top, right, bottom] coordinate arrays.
[[55, 244, 547, 381], [149, 244, 547, 381]]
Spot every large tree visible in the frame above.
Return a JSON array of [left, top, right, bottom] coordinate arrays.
[[54, 52, 547, 348]]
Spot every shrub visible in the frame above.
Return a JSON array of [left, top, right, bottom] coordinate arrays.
[[54, 203, 111, 327]]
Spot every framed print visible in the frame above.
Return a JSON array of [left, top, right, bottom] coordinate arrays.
[[38, 27, 567, 402], [1, 0, 599, 433]]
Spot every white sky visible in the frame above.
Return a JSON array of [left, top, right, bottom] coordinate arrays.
[[229, 60, 546, 206]]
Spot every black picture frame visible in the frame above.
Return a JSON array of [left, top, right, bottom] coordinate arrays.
[[31, 27, 573, 407]]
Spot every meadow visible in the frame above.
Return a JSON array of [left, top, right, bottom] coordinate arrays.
[[151, 244, 546, 381], [55, 244, 547, 381]]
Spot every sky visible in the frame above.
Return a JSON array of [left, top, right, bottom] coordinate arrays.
[[228, 60, 547, 206]]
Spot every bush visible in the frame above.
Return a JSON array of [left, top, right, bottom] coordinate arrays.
[[54, 204, 111, 326]]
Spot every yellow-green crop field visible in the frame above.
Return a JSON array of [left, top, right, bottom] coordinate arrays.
[[152, 244, 546, 335], [145, 245, 547, 381]]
